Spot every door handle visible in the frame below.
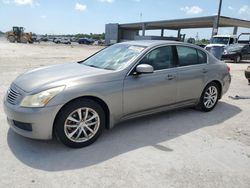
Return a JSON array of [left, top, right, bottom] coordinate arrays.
[[202, 69, 208, 73], [166, 74, 176, 80]]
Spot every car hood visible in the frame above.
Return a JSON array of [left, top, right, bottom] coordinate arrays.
[[14, 62, 111, 92], [205, 44, 226, 48], [225, 45, 243, 52]]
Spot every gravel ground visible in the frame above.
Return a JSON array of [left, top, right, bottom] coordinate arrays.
[[0, 38, 250, 188]]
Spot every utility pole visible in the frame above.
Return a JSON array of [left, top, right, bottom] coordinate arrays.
[[212, 0, 223, 36]]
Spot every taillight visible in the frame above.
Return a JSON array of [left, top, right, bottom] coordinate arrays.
[[227, 65, 231, 72]]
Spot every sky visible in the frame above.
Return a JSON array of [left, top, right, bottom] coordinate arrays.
[[0, 0, 250, 39]]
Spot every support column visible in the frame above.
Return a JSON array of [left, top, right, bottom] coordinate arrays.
[[142, 23, 146, 36], [212, 17, 218, 38], [212, 0, 222, 37], [161, 29, 164, 37], [233, 26, 238, 35], [177, 29, 181, 39]]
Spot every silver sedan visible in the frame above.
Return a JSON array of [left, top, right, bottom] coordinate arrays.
[[4, 40, 231, 148]]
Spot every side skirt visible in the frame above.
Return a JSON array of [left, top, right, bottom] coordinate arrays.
[[120, 99, 197, 122]]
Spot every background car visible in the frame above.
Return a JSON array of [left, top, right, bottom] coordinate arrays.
[[205, 34, 238, 59], [78, 38, 94, 45], [222, 43, 250, 63], [54, 38, 71, 44], [4, 41, 231, 148], [31, 33, 37, 42], [39, 36, 49, 42]]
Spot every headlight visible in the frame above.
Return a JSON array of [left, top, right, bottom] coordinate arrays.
[[20, 86, 65, 107], [223, 49, 228, 54]]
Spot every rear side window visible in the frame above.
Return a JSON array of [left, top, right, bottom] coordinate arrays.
[[176, 46, 198, 66], [176, 46, 207, 66], [197, 50, 207, 64]]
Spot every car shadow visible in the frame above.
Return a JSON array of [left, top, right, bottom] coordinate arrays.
[[7, 101, 241, 171]]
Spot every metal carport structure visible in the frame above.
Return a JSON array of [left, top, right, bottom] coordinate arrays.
[[105, 16, 250, 45]]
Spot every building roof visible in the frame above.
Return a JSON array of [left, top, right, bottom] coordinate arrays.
[[119, 16, 250, 30]]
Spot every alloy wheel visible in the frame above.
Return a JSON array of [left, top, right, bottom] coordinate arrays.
[[64, 107, 100, 143], [203, 86, 218, 109]]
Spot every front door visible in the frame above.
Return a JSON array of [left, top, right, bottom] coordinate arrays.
[[123, 46, 177, 116]]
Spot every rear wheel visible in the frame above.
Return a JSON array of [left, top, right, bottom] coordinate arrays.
[[54, 99, 105, 148], [197, 82, 220, 112]]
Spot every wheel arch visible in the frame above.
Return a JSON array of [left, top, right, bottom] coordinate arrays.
[[53, 95, 111, 137]]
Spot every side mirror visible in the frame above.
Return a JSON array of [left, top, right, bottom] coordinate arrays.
[[136, 64, 154, 74]]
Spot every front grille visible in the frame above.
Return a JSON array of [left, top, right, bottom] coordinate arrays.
[[7, 86, 22, 105]]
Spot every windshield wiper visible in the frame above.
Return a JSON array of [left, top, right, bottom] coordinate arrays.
[[103, 67, 115, 70], [86, 64, 100, 69]]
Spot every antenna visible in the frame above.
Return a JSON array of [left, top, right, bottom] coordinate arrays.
[[195, 32, 199, 41]]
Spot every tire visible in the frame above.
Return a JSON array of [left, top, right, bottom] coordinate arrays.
[[54, 99, 106, 148], [20, 36, 28, 43], [234, 55, 241, 63], [197, 82, 220, 112], [8, 35, 16, 43]]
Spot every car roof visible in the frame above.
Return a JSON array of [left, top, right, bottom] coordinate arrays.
[[119, 40, 206, 52], [121, 40, 183, 47]]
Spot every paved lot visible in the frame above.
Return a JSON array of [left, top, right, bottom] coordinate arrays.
[[0, 39, 250, 188]]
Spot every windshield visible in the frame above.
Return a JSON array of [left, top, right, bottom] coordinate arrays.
[[83, 43, 145, 70], [211, 37, 230, 45]]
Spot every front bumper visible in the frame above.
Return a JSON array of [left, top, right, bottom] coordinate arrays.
[[4, 100, 63, 140], [221, 53, 237, 60]]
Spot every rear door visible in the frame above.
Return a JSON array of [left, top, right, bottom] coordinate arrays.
[[175, 45, 208, 103]]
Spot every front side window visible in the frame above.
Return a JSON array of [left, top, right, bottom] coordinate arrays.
[[139, 46, 174, 70], [229, 38, 234, 44]]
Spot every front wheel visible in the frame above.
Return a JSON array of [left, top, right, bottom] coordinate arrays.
[[20, 36, 28, 43], [54, 99, 106, 148], [234, 55, 241, 63], [197, 82, 220, 112], [8, 35, 16, 43]]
